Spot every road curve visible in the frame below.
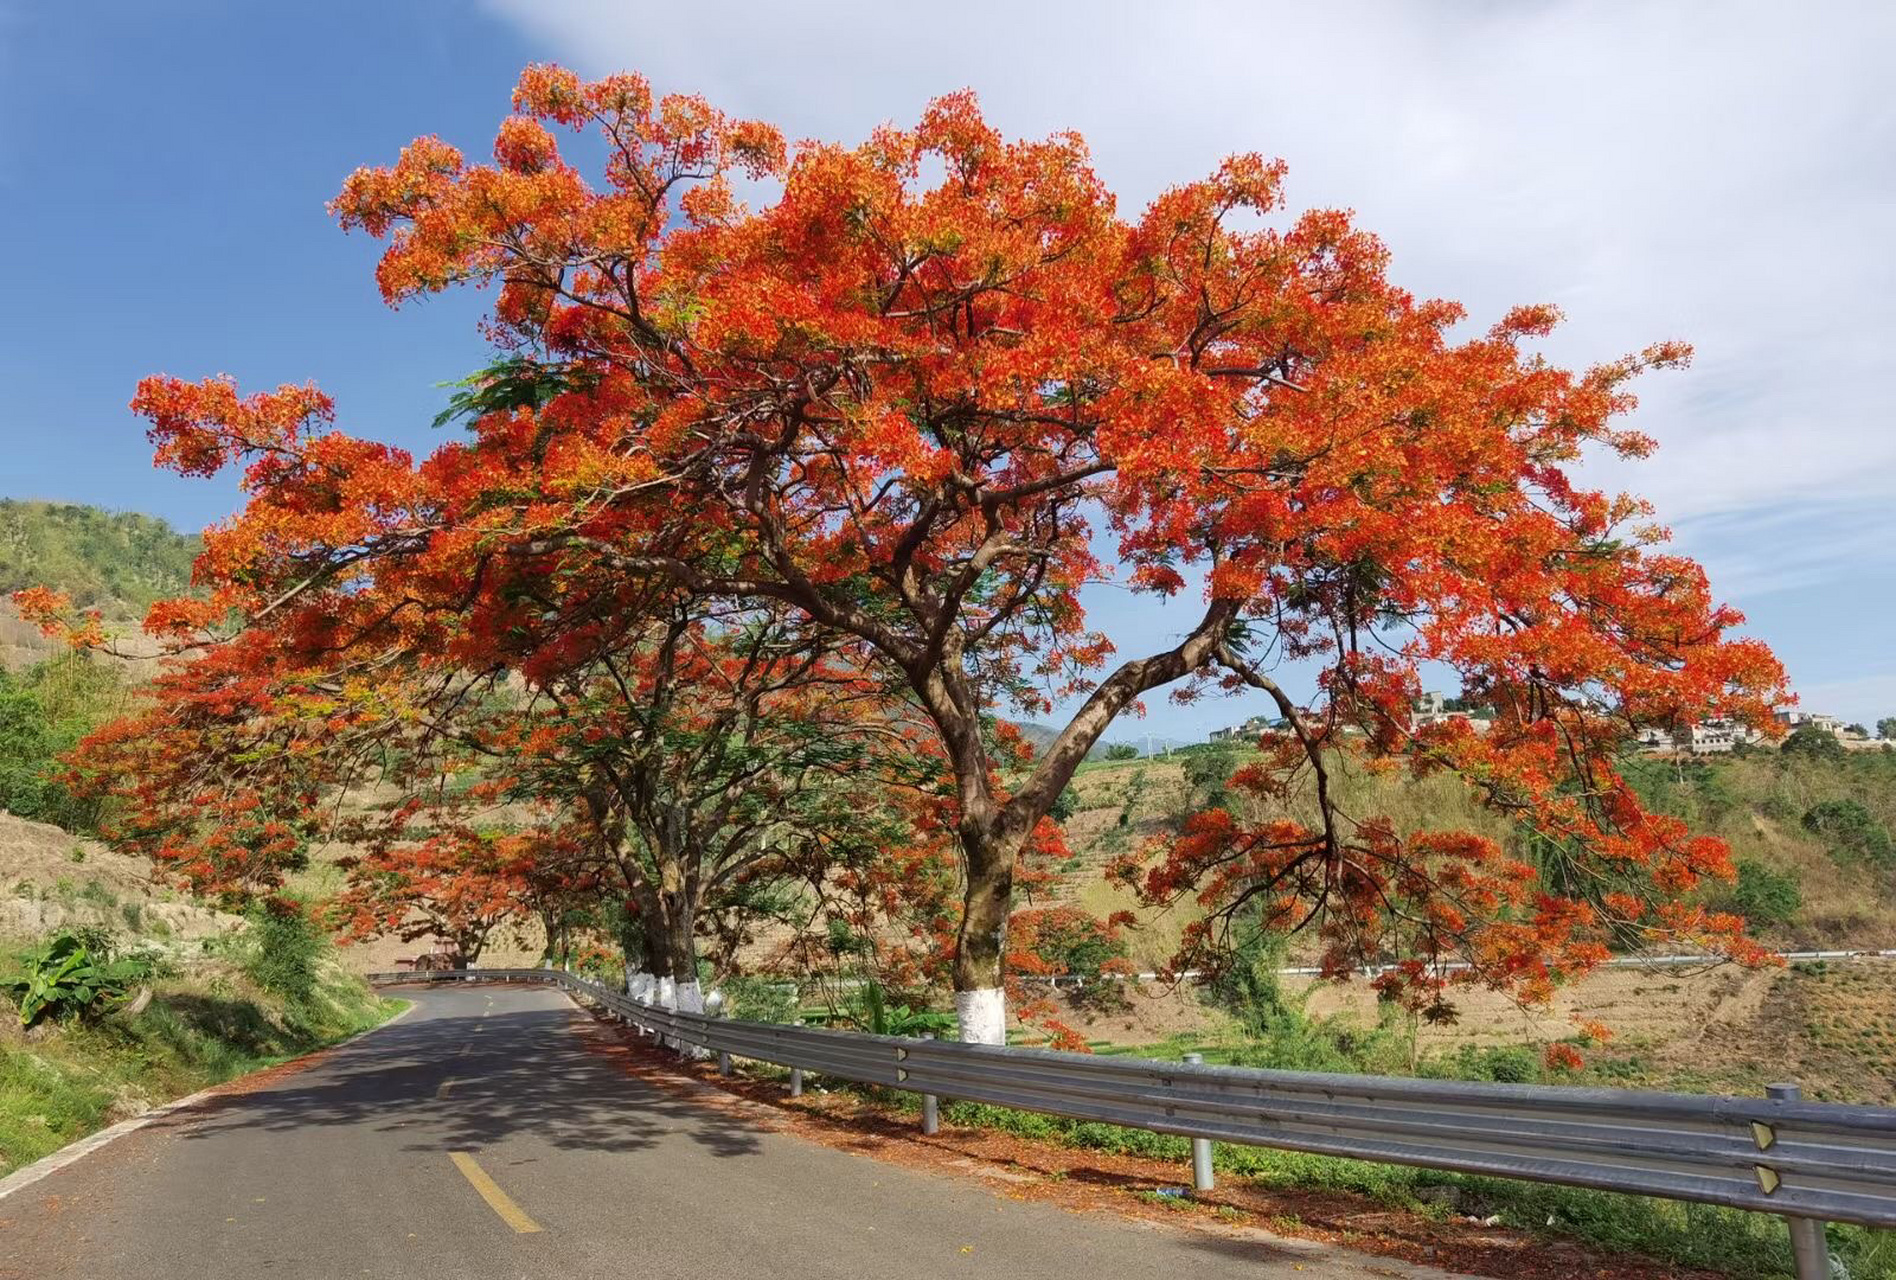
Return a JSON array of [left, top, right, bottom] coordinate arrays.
[[0, 983, 1468, 1279]]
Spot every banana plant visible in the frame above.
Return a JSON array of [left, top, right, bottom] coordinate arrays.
[[4, 931, 151, 1027], [846, 981, 957, 1039]]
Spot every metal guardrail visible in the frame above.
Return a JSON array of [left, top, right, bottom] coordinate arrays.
[[370, 967, 1896, 1277]]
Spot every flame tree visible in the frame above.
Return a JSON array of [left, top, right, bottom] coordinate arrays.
[[489, 602, 944, 1014], [38, 573, 950, 1010], [20, 62, 1784, 1042]]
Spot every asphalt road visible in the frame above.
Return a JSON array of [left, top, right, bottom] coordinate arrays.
[[0, 984, 1467, 1279]]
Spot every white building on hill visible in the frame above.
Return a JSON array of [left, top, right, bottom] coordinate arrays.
[[1410, 691, 1492, 734]]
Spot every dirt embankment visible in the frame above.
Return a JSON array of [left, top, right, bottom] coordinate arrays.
[[0, 810, 238, 947]]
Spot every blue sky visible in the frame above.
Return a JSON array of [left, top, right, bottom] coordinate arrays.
[[2, 1, 1892, 739]]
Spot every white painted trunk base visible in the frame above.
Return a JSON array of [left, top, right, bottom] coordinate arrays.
[[674, 980, 708, 1056], [955, 986, 1007, 1045], [628, 971, 655, 1000]]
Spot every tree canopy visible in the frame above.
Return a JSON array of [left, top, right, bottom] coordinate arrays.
[[17, 64, 1786, 1045]]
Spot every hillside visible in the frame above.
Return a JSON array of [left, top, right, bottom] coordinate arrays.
[[1021, 746, 1896, 1112], [0, 809, 238, 948], [0, 499, 199, 669], [1039, 744, 1896, 968]]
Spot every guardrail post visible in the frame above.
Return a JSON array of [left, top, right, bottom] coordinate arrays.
[[920, 1033, 940, 1136], [1766, 1084, 1831, 1280], [1183, 1053, 1214, 1193]]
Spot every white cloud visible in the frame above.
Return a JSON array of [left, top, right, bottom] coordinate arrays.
[[482, 0, 1896, 608]]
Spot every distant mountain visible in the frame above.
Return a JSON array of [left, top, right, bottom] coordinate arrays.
[[0, 499, 199, 622], [1011, 721, 1066, 759], [1009, 722, 1190, 762]]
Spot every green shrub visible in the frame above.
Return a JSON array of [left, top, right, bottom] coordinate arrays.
[[1437, 1043, 1541, 1083], [1782, 725, 1848, 761], [1048, 785, 1077, 823], [0, 654, 127, 833], [68, 922, 119, 958], [1757, 794, 1796, 822], [3, 930, 153, 1026], [1723, 859, 1803, 927], [1802, 798, 1894, 869], [240, 901, 326, 1005], [841, 980, 954, 1038], [1181, 745, 1245, 804], [721, 975, 800, 1024], [1206, 916, 1297, 1034], [1205, 917, 1414, 1074]]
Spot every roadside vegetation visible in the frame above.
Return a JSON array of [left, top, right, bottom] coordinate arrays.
[[0, 652, 133, 834], [0, 904, 398, 1178], [707, 967, 1896, 1280], [874, 1084, 1894, 1280]]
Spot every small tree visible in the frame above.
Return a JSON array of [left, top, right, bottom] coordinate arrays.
[[1723, 860, 1801, 929]]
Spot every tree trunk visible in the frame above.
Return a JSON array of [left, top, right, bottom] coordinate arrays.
[[659, 890, 706, 1053], [929, 598, 1237, 1043], [629, 931, 666, 1000], [951, 823, 1024, 1044]]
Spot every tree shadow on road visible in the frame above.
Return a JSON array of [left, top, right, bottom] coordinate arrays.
[[153, 986, 764, 1161]]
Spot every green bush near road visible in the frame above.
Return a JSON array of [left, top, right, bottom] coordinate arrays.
[[0, 926, 399, 1179], [0, 654, 129, 834], [1802, 798, 1895, 870], [239, 901, 327, 1008], [1722, 858, 1805, 927]]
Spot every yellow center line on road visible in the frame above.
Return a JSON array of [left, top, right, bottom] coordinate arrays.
[[449, 1152, 543, 1234]]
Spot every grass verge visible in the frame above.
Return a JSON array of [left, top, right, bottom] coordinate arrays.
[[0, 971, 401, 1178]]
